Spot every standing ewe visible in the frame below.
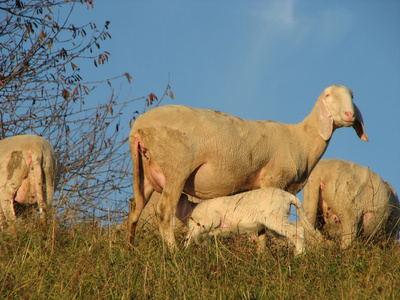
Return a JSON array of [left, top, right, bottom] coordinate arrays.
[[184, 187, 321, 255], [0, 134, 58, 228], [303, 159, 400, 249], [128, 85, 368, 250]]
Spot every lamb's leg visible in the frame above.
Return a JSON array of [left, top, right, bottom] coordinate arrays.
[[268, 220, 306, 255], [257, 228, 267, 253], [292, 195, 325, 244], [289, 224, 306, 255]]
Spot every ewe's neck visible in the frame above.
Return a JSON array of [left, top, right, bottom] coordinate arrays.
[[296, 104, 331, 171]]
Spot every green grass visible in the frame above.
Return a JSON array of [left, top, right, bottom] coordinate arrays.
[[1, 220, 399, 299]]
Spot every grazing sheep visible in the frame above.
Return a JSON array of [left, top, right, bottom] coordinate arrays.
[[0, 135, 58, 228], [128, 85, 368, 250], [184, 187, 321, 255], [303, 159, 400, 248]]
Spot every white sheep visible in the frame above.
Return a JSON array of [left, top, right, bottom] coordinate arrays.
[[303, 159, 400, 249], [0, 134, 58, 228], [183, 187, 321, 255], [128, 85, 368, 250]]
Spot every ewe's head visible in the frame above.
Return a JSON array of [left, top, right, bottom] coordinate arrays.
[[316, 85, 368, 142]]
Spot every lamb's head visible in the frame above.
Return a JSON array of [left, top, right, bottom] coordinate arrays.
[[175, 194, 199, 222], [316, 85, 368, 142]]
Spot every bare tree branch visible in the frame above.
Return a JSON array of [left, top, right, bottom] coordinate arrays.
[[0, 0, 173, 222]]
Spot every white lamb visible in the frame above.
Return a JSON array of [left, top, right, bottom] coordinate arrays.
[[184, 187, 321, 255]]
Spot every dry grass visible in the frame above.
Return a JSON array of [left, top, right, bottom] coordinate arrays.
[[1, 219, 399, 299]]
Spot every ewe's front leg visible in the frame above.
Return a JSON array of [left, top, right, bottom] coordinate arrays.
[[340, 220, 357, 249], [0, 207, 7, 229], [337, 209, 362, 249]]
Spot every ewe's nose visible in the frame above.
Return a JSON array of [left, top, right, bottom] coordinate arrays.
[[344, 111, 354, 120], [345, 111, 354, 118]]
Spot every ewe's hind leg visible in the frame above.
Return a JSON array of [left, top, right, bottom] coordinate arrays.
[[156, 181, 187, 251], [31, 159, 47, 224], [44, 163, 56, 220], [133, 127, 195, 251], [0, 189, 17, 224], [269, 220, 306, 255], [0, 191, 9, 229], [129, 134, 156, 246], [128, 176, 154, 246]]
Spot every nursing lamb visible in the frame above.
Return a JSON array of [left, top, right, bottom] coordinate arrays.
[[184, 187, 322, 255]]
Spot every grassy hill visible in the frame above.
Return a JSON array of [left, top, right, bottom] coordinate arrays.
[[1, 220, 399, 299]]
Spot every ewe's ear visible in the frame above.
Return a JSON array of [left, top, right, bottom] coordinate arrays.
[[316, 94, 333, 141], [352, 104, 368, 142], [384, 181, 398, 199]]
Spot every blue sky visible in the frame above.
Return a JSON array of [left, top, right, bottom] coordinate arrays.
[[73, 0, 400, 199]]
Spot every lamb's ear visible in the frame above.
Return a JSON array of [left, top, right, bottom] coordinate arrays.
[[316, 94, 333, 140], [175, 194, 197, 221], [352, 104, 368, 142]]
